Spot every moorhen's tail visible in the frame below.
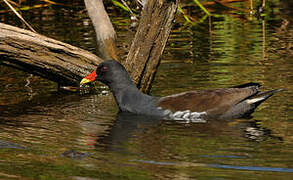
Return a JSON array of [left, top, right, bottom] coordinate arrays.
[[246, 88, 283, 107], [222, 88, 283, 119], [240, 88, 283, 118]]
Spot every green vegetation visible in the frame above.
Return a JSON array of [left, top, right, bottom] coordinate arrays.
[[0, 0, 292, 180], [0, 0, 272, 26]]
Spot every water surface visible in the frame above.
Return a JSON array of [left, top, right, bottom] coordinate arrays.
[[0, 0, 292, 179]]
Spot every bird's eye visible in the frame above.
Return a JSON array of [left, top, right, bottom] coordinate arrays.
[[101, 66, 108, 72]]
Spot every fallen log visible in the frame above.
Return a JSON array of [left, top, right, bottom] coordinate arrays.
[[0, 23, 102, 86], [0, 0, 178, 91]]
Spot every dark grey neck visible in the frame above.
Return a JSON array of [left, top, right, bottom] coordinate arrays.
[[108, 81, 164, 116]]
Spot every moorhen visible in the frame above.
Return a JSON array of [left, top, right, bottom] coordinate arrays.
[[80, 60, 282, 121]]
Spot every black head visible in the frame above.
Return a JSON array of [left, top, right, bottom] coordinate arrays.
[[80, 60, 133, 87]]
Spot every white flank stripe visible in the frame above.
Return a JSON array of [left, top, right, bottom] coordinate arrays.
[[246, 97, 266, 104]]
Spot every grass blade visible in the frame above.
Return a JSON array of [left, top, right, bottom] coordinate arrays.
[[2, 0, 36, 32]]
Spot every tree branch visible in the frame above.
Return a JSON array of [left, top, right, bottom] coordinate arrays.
[[84, 0, 118, 60], [123, 0, 178, 92]]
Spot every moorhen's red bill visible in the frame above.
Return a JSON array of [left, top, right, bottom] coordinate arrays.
[[80, 60, 282, 121]]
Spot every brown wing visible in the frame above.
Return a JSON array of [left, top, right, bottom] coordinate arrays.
[[158, 87, 259, 117]]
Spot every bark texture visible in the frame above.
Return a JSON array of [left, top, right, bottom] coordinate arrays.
[[0, 23, 102, 86], [0, 0, 178, 90], [123, 0, 178, 92], [84, 0, 118, 60]]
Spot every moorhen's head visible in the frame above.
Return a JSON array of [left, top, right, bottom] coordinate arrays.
[[80, 60, 133, 87]]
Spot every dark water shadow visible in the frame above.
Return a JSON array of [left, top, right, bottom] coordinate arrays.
[[94, 112, 163, 152], [94, 113, 287, 173], [0, 92, 77, 117], [95, 112, 283, 153], [0, 89, 99, 121]]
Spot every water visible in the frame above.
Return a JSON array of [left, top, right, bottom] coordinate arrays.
[[0, 0, 292, 179]]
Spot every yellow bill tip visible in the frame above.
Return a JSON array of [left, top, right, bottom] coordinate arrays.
[[80, 78, 91, 85]]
